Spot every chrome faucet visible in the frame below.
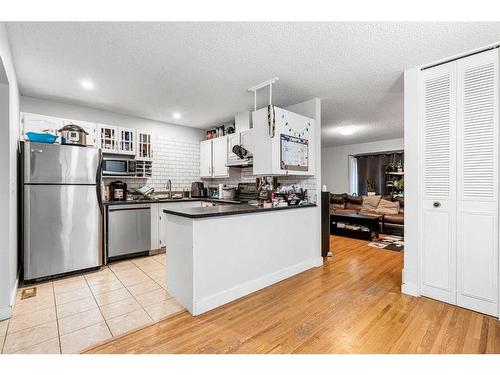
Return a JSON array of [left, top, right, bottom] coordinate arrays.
[[166, 179, 172, 199]]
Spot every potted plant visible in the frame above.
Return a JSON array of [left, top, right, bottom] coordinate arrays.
[[396, 161, 403, 173], [394, 177, 404, 191], [385, 162, 397, 173], [367, 179, 377, 196]]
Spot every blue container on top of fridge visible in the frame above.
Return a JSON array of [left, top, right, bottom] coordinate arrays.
[[25, 132, 58, 144]]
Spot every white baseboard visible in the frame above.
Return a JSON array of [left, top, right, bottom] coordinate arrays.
[[10, 276, 19, 307], [0, 306, 12, 321], [194, 257, 323, 315], [401, 282, 419, 297], [0, 277, 19, 321]]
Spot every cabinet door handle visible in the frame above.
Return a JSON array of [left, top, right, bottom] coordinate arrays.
[[433, 201, 441, 208]]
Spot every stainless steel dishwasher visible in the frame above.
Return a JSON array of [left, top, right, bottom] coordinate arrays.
[[106, 203, 151, 261]]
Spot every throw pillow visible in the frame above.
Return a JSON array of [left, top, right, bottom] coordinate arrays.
[[361, 195, 382, 211], [376, 199, 400, 215], [330, 193, 347, 207], [345, 194, 363, 210]]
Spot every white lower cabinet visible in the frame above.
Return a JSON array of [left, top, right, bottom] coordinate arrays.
[[158, 201, 203, 249], [419, 49, 499, 317], [150, 203, 160, 250]]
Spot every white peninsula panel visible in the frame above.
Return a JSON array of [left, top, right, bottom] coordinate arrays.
[[165, 206, 321, 316]]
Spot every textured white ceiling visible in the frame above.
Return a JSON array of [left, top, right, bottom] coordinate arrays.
[[6, 22, 500, 146]]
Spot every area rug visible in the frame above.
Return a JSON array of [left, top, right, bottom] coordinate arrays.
[[368, 235, 404, 252]]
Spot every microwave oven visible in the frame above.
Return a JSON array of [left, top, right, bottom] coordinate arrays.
[[102, 158, 136, 176]]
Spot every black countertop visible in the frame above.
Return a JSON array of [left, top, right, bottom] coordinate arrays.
[[162, 203, 317, 219], [103, 198, 243, 206]]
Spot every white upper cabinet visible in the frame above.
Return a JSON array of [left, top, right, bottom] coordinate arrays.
[[199, 137, 229, 178], [227, 133, 240, 162], [98, 124, 118, 152], [117, 127, 136, 155], [200, 139, 213, 178], [252, 106, 315, 176], [137, 131, 153, 160], [23, 113, 98, 147], [98, 125, 136, 155], [22, 113, 63, 142], [227, 130, 253, 162], [240, 129, 254, 156], [212, 136, 229, 177], [22, 112, 153, 158]]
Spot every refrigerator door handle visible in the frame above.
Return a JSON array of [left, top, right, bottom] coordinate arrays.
[[96, 150, 104, 214]]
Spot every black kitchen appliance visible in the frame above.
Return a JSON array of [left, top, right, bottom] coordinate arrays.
[[191, 181, 206, 197], [102, 158, 136, 176], [58, 124, 89, 146], [237, 182, 257, 202], [110, 181, 128, 201]]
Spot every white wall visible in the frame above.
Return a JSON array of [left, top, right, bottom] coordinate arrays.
[[321, 138, 404, 194], [285, 99, 322, 262], [0, 22, 20, 320], [402, 68, 419, 297]]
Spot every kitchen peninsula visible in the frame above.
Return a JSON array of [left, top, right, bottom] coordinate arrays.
[[164, 203, 321, 316]]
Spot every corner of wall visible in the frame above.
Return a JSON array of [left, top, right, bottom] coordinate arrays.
[[0, 20, 21, 318], [403, 67, 420, 293]]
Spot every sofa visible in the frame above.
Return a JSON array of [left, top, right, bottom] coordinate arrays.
[[330, 193, 404, 236]]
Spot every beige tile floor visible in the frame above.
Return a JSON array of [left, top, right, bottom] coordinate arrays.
[[0, 253, 185, 354]]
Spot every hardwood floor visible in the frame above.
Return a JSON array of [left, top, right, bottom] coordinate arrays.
[[86, 236, 500, 354]]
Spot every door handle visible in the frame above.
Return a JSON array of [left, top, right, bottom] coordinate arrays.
[[31, 149, 43, 153], [433, 201, 441, 208]]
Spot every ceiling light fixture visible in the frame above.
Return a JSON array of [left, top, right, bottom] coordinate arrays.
[[337, 126, 356, 136], [80, 80, 94, 90], [173, 112, 181, 119]]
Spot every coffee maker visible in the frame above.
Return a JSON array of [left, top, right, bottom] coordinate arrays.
[[191, 181, 206, 197], [109, 180, 127, 201]]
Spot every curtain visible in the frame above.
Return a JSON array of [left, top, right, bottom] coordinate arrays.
[[348, 155, 358, 195], [356, 152, 403, 195]]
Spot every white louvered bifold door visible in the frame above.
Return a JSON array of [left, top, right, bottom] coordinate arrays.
[[456, 49, 499, 316], [420, 61, 457, 304]]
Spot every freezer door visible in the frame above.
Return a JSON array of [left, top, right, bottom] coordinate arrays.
[[24, 184, 102, 280], [24, 142, 100, 184]]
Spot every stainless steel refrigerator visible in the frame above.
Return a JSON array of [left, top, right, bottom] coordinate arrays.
[[23, 142, 103, 281]]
